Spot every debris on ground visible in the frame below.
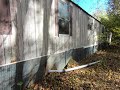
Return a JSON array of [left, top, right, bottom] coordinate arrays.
[[28, 45, 120, 90]]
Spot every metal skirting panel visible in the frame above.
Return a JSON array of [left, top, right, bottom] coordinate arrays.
[[0, 45, 98, 89], [72, 45, 98, 62]]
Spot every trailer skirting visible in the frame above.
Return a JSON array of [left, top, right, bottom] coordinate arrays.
[[0, 45, 98, 89]]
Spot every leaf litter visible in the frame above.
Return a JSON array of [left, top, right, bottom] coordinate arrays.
[[28, 45, 120, 90]]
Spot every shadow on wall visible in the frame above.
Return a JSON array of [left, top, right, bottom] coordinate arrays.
[[13, 0, 53, 89], [14, 0, 29, 89], [0, 0, 57, 89], [34, 0, 52, 84], [72, 46, 96, 63]]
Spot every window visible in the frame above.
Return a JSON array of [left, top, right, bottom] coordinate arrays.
[[58, 0, 72, 35], [102, 26, 105, 33], [94, 22, 97, 29], [88, 23, 92, 30], [0, 0, 11, 35], [88, 17, 93, 30]]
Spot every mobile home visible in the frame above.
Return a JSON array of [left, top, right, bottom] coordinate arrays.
[[0, 0, 105, 89]]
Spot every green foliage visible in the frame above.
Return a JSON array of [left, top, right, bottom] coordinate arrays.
[[17, 81, 23, 86], [98, 32, 108, 43], [108, 0, 120, 15], [100, 14, 120, 45], [17, 81, 23, 90], [98, 0, 120, 45]]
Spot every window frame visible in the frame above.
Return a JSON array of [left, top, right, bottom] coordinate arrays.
[[88, 17, 93, 30], [0, 0, 12, 35], [55, 0, 72, 36]]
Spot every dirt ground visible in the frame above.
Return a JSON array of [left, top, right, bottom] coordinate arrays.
[[29, 45, 120, 90]]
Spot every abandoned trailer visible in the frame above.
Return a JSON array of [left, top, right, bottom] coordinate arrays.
[[0, 0, 105, 89]]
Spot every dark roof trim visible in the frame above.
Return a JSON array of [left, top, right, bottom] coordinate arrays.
[[70, 0, 102, 24]]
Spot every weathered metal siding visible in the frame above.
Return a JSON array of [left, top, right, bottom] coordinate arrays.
[[0, 49, 73, 89], [0, 0, 101, 66], [0, 0, 73, 66], [0, 0, 104, 89], [0, 0, 56, 64]]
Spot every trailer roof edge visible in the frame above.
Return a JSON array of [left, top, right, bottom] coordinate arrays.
[[70, 0, 103, 24]]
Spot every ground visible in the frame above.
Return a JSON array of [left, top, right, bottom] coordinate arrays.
[[28, 45, 120, 90]]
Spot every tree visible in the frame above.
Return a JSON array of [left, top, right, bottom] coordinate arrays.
[[99, 0, 120, 45], [108, 0, 120, 15]]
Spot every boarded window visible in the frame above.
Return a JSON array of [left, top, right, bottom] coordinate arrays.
[[0, 0, 11, 35], [58, 0, 72, 35]]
